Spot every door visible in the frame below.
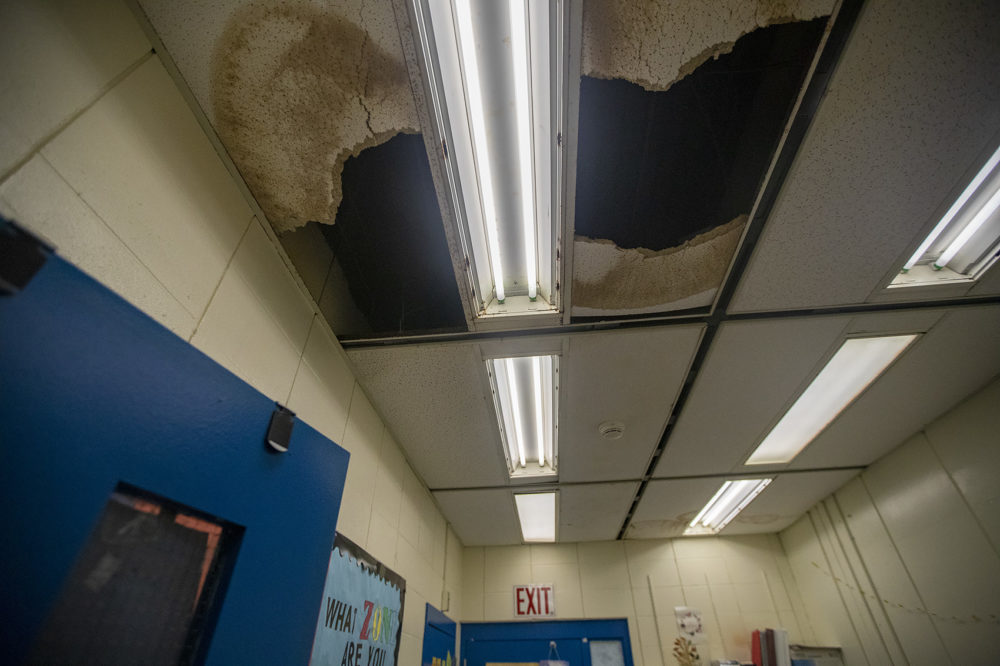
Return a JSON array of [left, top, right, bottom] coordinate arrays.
[[466, 637, 585, 666], [0, 225, 351, 664], [461, 619, 633, 666]]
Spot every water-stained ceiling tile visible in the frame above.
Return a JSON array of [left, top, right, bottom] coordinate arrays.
[[139, 0, 418, 234], [582, 0, 833, 91], [140, 0, 469, 338], [573, 0, 833, 317]]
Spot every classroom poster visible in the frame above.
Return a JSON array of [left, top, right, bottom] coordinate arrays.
[[310, 534, 405, 666]]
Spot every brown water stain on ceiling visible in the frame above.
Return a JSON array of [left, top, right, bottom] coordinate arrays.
[[211, 1, 417, 233], [583, 0, 834, 92], [574, 216, 747, 315], [626, 510, 781, 539]]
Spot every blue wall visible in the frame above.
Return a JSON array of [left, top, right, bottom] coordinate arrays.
[[0, 244, 350, 664]]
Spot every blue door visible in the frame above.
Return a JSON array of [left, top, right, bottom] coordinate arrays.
[[466, 637, 586, 665], [0, 223, 351, 664], [422, 604, 457, 665]]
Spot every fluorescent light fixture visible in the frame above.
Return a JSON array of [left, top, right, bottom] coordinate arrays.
[[895, 144, 1000, 285], [746, 335, 918, 465], [488, 354, 558, 477], [514, 491, 556, 542], [685, 479, 772, 535], [418, 0, 564, 315]]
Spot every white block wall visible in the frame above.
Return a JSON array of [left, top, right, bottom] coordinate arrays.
[[780, 377, 1000, 665], [0, 1, 461, 659], [462, 536, 817, 665]]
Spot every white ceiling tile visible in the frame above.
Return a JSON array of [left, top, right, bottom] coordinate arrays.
[[789, 305, 1000, 469], [721, 470, 859, 535], [629, 470, 859, 540], [559, 482, 638, 542], [730, 1, 1000, 313], [627, 478, 724, 539], [347, 342, 509, 488], [655, 317, 852, 477], [433, 489, 522, 546], [844, 309, 945, 337], [559, 326, 703, 482], [968, 263, 1000, 296]]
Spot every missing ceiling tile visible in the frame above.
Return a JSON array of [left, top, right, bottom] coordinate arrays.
[[573, 17, 829, 316], [318, 133, 467, 338]]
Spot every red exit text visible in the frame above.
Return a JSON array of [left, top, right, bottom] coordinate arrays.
[[514, 584, 555, 617]]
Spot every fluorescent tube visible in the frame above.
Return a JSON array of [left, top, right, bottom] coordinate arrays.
[[746, 335, 918, 465], [688, 482, 731, 528], [454, 0, 506, 302], [532, 356, 545, 465], [686, 479, 772, 534], [510, 0, 537, 300], [514, 492, 556, 542], [934, 185, 1000, 269], [505, 358, 527, 467]]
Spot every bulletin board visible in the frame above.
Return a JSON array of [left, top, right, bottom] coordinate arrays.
[[310, 533, 406, 666]]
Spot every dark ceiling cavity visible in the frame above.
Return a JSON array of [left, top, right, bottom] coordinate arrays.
[[574, 17, 829, 251], [321, 133, 467, 337]]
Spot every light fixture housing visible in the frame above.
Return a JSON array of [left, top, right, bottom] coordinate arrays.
[[487, 354, 558, 479], [412, 0, 568, 324], [746, 335, 919, 465], [892, 144, 1000, 288], [514, 491, 557, 542], [684, 479, 772, 535]]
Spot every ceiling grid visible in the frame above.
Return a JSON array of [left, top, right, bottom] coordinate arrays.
[[136, 0, 1000, 545]]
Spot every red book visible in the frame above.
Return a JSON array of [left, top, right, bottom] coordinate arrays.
[[751, 629, 762, 666]]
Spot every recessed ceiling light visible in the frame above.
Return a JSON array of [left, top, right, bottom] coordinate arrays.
[[685, 479, 772, 535], [415, 0, 566, 316], [892, 144, 1000, 287], [488, 355, 558, 478], [746, 335, 918, 465], [514, 491, 557, 542]]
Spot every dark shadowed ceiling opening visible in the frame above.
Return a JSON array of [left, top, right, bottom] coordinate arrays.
[[574, 18, 828, 250], [319, 133, 467, 338]]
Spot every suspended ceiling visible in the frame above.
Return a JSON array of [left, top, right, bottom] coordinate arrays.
[[133, 0, 1000, 545]]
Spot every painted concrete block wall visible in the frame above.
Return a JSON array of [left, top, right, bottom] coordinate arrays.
[[781, 377, 1000, 665], [462, 536, 816, 665], [0, 0, 460, 659]]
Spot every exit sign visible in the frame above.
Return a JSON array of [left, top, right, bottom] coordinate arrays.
[[514, 584, 555, 617]]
